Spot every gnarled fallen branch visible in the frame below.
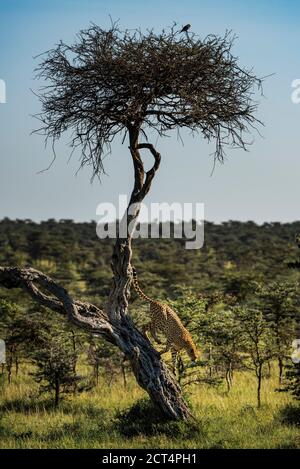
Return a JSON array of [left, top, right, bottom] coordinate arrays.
[[0, 263, 192, 421]]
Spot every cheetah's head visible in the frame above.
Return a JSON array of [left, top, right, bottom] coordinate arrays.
[[187, 343, 200, 362]]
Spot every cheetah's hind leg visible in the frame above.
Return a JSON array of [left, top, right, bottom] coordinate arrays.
[[159, 339, 172, 356], [142, 323, 151, 341], [159, 341, 178, 375], [149, 322, 162, 344], [142, 323, 162, 344]]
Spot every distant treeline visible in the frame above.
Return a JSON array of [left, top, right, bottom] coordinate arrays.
[[0, 218, 299, 302], [1, 218, 300, 406]]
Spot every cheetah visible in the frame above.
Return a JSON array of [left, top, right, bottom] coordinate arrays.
[[132, 267, 199, 372]]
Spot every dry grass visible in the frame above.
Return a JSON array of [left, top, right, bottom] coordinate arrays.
[[0, 363, 300, 449]]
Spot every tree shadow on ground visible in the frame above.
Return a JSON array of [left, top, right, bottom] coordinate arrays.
[[278, 404, 300, 427], [115, 398, 203, 439]]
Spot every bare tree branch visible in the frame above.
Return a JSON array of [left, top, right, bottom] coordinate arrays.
[[34, 24, 263, 176], [0, 266, 112, 335], [0, 265, 193, 420]]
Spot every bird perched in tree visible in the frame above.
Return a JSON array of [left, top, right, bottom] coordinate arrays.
[[180, 24, 191, 33]]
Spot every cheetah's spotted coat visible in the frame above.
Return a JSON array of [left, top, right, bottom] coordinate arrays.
[[132, 268, 199, 372]]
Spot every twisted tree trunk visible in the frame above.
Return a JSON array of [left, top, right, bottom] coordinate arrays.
[[0, 128, 192, 420]]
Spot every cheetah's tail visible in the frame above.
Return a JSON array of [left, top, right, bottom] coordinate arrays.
[[131, 267, 153, 302]]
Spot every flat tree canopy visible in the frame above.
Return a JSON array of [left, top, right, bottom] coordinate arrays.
[[35, 22, 263, 176]]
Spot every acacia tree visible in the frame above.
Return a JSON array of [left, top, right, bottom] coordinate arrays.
[[254, 282, 299, 384], [236, 307, 275, 408], [32, 332, 81, 407], [0, 23, 262, 420], [284, 235, 300, 400], [0, 300, 50, 383]]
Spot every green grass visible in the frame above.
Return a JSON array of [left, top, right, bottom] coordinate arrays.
[[0, 364, 300, 449]]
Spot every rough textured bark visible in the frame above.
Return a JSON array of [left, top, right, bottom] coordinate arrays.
[[225, 361, 233, 393], [0, 265, 191, 420], [256, 364, 262, 409], [0, 132, 192, 420]]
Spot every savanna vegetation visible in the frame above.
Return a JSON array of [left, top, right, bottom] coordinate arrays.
[[0, 218, 300, 448], [1, 23, 264, 421], [0, 22, 299, 449]]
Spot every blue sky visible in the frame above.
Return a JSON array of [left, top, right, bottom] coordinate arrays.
[[0, 0, 299, 223]]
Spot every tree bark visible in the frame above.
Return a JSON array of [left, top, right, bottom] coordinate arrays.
[[15, 355, 19, 377], [95, 362, 100, 386], [278, 357, 283, 385], [0, 266, 191, 419], [226, 361, 233, 392], [71, 330, 78, 393], [7, 357, 12, 384], [257, 364, 262, 408], [121, 356, 127, 388], [0, 131, 192, 420], [7, 345, 14, 384]]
